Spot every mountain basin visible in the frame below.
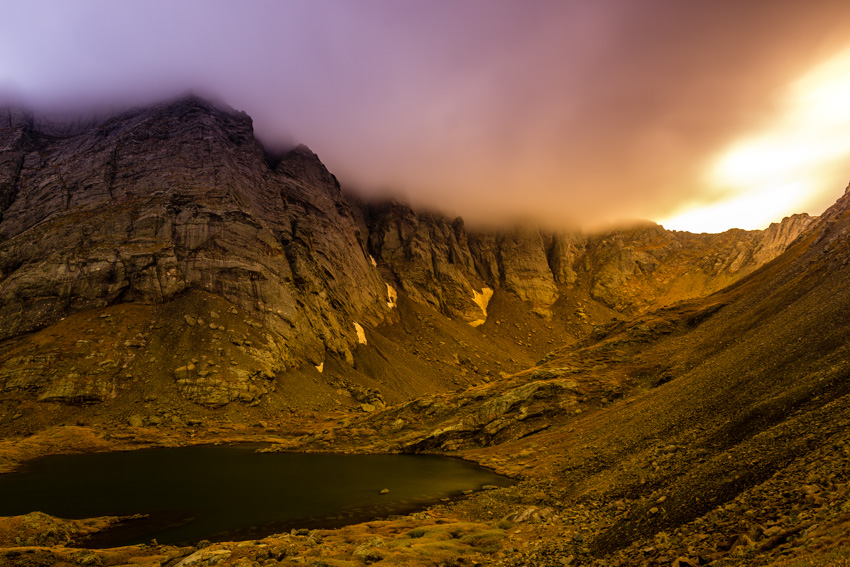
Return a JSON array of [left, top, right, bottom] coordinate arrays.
[[0, 444, 513, 547]]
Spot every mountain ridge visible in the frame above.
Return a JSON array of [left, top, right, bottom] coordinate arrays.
[[0, 97, 814, 409], [1, 96, 848, 566]]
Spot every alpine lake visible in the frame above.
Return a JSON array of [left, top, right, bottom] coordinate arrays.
[[0, 444, 513, 547]]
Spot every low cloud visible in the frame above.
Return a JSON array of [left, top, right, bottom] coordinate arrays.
[[4, 0, 850, 231]]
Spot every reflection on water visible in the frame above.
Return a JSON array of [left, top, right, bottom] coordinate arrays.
[[0, 445, 512, 547]]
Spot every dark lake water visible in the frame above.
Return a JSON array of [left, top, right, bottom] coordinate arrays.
[[0, 445, 511, 547]]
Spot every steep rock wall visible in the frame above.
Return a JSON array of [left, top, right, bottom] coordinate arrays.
[[0, 97, 392, 370], [363, 202, 814, 321], [0, 96, 818, 408]]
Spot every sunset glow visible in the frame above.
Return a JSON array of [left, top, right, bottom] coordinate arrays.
[[4, 2, 850, 231], [660, 47, 850, 233]]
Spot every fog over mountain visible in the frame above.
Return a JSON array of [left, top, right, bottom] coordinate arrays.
[[4, 0, 850, 230], [5, 3, 850, 564], [2, 95, 850, 564]]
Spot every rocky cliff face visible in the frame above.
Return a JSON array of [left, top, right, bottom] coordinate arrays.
[[0, 96, 816, 408], [363, 201, 814, 322], [573, 216, 815, 313], [365, 203, 487, 323], [0, 97, 393, 405]]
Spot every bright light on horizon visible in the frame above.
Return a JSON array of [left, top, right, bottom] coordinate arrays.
[[659, 46, 850, 233], [658, 182, 807, 233]]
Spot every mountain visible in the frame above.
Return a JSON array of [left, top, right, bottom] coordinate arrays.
[[1, 97, 401, 408], [0, 96, 811, 412], [362, 200, 813, 320], [0, 96, 845, 566], [349, 184, 850, 565]]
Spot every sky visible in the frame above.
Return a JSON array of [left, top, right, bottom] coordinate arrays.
[[4, 1, 850, 233]]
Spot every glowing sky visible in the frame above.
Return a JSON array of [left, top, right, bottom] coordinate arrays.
[[660, 46, 850, 232], [4, 0, 850, 233]]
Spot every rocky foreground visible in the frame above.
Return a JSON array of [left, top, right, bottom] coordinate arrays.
[[1, 97, 849, 566]]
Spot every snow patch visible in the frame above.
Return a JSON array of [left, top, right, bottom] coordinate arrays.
[[353, 322, 367, 345], [315, 362, 324, 373], [386, 283, 398, 309], [470, 287, 494, 326]]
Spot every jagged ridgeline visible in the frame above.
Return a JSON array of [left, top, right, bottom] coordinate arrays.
[[8, 95, 850, 566], [0, 97, 812, 410]]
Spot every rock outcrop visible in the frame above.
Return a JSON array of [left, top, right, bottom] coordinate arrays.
[[485, 228, 559, 312], [365, 202, 566, 323], [366, 203, 487, 323], [575, 217, 815, 313], [0, 97, 395, 406], [363, 201, 814, 321], [0, 97, 392, 365]]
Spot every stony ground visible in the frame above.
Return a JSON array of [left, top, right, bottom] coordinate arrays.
[[1, 409, 849, 567], [2, 210, 850, 567]]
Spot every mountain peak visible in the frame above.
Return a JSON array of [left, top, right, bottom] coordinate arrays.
[[277, 143, 340, 191], [291, 143, 315, 155], [154, 93, 248, 121]]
